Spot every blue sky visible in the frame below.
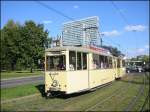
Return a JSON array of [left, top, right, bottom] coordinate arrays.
[[1, 1, 149, 58]]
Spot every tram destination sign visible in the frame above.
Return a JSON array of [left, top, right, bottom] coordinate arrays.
[[88, 45, 111, 55]]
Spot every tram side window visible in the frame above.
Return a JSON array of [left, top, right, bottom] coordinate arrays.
[[99, 55, 110, 69], [122, 60, 125, 67], [82, 53, 87, 69], [46, 56, 51, 71], [77, 52, 82, 70], [93, 54, 100, 69], [104, 56, 109, 69], [99, 55, 105, 69], [117, 59, 120, 68], [69, 51, 76, 70], [108, 57, 113, 68]]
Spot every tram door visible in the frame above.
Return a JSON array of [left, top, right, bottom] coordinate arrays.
[[67, 51, 89, 93]]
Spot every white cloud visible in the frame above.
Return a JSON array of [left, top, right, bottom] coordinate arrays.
[[125, 25, 147, 32], [126, 45, 149, 58], [137, 48, 145, 53], [128, 45, 149, 54], [101, 30, 120, 37], [73, 5, 79, 9], [43, 20, 52, 24], [144, 45, 149, 49]]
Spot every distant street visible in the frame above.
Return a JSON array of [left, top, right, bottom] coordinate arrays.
[[1, 76, 44, 88]]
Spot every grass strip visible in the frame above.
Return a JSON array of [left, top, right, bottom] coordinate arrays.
[[1, 73, 149, 111], [1, 83, 43, 101]]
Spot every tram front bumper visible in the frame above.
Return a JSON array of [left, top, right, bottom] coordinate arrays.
[[49, 87, 61, 91]]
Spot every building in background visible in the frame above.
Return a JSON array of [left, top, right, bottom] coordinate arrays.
[[62, 16, 100, 46]]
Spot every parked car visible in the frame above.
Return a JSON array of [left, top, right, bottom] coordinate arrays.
[[143, 63, 150, 72], [126, 61, 145, 73], [126, 65, 144, 73]]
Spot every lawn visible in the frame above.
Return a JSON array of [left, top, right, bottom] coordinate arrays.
[[1, 83, 42, 101], [1, 70, 43, 79], [1, 72, 149, 111]]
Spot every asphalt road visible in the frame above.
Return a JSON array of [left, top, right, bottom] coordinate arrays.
[[1, 76, 44, 88]]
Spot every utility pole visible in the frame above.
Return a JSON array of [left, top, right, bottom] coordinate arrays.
[[100, 33, 104, 47]]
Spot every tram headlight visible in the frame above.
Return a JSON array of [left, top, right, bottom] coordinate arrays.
[[122, 68, 125, 71]]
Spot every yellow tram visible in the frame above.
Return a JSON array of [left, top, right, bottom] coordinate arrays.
[[45, 46, 126, 96]]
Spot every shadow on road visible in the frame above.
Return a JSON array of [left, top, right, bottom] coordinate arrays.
[[35, 84, 46, 97]]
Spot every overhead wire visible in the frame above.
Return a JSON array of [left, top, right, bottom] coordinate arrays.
[[111, 1, 130, 25], [35, 1, 91, 28], [35, 1, 127, 55], [35, 1, 100, 46], [35, 1, 74, 21], [111, 1, 143, 58], [35, 1, 85, 46], [110, 1, 133, 56], [98, 19, 124, 51]]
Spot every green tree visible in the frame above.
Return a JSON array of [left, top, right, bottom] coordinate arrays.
[[136, 55, 149, 63], [142, 55, 149, 63], [102, 45, 124, 57], [1, 20, 21, 71], [21, 20, 48, 72], [1, 20, 49, 72]]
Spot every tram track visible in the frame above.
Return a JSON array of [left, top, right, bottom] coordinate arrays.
[[44, 81, 114, 110], [141, 92, 150, 111], [2, 73, 147, 111], [124, 73, 146, 111], [140, 72, 150, 111], [125, 72, 149, 111], [7, 81, 110, 109], [35, 73, 149, 111], [54, 74, 139, 111], [3, 74, 148, 111], [85, 74, 140, 111], [41, 75, 129, 110]]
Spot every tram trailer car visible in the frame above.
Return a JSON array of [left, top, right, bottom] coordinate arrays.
[[45, 46, 126, 96]]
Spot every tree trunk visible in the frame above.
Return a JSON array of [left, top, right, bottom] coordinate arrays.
[[30, 59, 34, 73], [30, 67, 33, 73], [11, 63, 15, 71]]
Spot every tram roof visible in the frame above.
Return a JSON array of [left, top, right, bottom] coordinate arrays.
[[45, 46, 114, 57]]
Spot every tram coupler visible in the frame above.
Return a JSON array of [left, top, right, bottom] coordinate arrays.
[[46, 90, 54, 99]]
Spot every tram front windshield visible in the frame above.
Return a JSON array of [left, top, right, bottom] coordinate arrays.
[[46, 55, 66, 71]]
